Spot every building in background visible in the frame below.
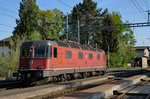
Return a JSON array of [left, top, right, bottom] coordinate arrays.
[[0, 37, 11, 57], [134, 46, 149, 68]]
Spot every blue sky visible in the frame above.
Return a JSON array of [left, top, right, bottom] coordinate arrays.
[[0, 0, 150, 46]]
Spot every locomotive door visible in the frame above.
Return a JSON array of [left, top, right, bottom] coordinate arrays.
[[58, 48, 62, 63], [85, 52, 88, 66]]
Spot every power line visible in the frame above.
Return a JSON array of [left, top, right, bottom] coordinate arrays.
[[0, 30, 12, 33], [37, 1, 52, 9], [134, 0, 147, 17], [0, 11, 17, 19], [57, 0, 72, 8], [0, 24, 15, 28], [131, 0, 147, 21], [0, 6, 18, 14], [144, 0, 150, 9], [146, 0, 150, 7], [72, 0, 77, 4], [12, 0, 19, 3]]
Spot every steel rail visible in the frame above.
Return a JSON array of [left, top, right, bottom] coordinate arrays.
[[115, 79, 150, 99]]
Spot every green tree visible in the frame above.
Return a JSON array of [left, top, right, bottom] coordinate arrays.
[[13, 0, 39, 40], [38, 9, 63, 39], [29, 30, 42, 40], [98, 13, 120, 52], [71, 0, 107, 44], [98, 12, 136, 67]]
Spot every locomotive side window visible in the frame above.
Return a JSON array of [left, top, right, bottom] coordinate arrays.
[[78, 52, 83, 59], [65, 51, 72, 59], [50, 46, 52, 57], [97, 54, 100, 60], [21, 47, 30, 58], [34, 46, 45, 58], [46, 46, 52, 57], [89, 53, 93, 60], [53, 47, 57, 58]]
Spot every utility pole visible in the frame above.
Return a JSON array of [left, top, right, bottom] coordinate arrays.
[[108, 45, 110, 68], [146, 10, 150, 23], [130, 43, 132, 63], [96, 43, 97, 49], [77, 20, 80, 44], [66, 13, 68, 41]]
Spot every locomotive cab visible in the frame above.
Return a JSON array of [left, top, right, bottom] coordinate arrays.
[[16, 41, 52, 80], [20, 46, 51, 70]]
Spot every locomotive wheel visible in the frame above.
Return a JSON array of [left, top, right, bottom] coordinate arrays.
[[78, 73, 82, 79], [61, 74, 69, 81], [61, 74, 66, 81], [86, 72, 90, 77], [66, 74, 71, 81], [98, 71, 103, 76], [52, 76, 58, 83], [74, 73, 78, 79], [83, 72, 87, 78], [96, 71, 99, 76], [101, 71, 105, 75], [92, 72, 97, 76]]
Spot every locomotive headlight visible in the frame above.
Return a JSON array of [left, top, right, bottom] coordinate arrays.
[[20, 66, 24, 69], [38, 66, 44, 69], [28, 60, 33, 65]]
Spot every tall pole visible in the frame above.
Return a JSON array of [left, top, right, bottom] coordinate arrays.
[[108, 45, 110, 68], [96, 43, 97, 49], [130, 43, 131, 63], [146, 10, 150, 23], [148, 10, 150, 23], [66, 13, 68, 41], [77, 20, 80, 44]]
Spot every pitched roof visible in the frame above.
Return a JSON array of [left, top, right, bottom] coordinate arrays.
[[135, 46, 150, 51], [0, 37, 11, 46], [0, 37, 11, 41]]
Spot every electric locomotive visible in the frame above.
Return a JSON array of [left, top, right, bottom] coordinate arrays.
[[14, 40, 106, 82]]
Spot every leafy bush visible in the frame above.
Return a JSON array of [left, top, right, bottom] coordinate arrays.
[[0, 42, 20, 78]]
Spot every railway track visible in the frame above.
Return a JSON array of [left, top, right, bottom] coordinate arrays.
[[0, 80, 22, 90], [0, 74, 114, 99], [52, 69, 150, 99], [0, 69, 144, 89], [31, 75, 115, 99], [0, 69, 147, 99], [109, 79, 150, 99]]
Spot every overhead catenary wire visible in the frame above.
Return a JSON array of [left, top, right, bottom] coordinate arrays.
[[37, 1, 52, 9], [134, 0, 147, 16], [0, 6, 18, 14], [12, 0, 19, 3], [0, 30, 13, 34], [72, 0, 77, 4], [134, 0, 147, 18], [0, 24, 15, 28], [146, 0, 150, 7], [0, 11, 17, 19], [57, 0, 72, 8], [131, 0, 147, 21], [143, 0, 150, 9]]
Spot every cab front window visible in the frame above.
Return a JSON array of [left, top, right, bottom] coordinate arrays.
[[34, 46, 46, 58], [21, 47, 30, 58], [34, 46, 51, 58]]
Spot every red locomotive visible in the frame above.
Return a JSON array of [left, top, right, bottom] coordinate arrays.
[[15, 40, 106, 82]]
